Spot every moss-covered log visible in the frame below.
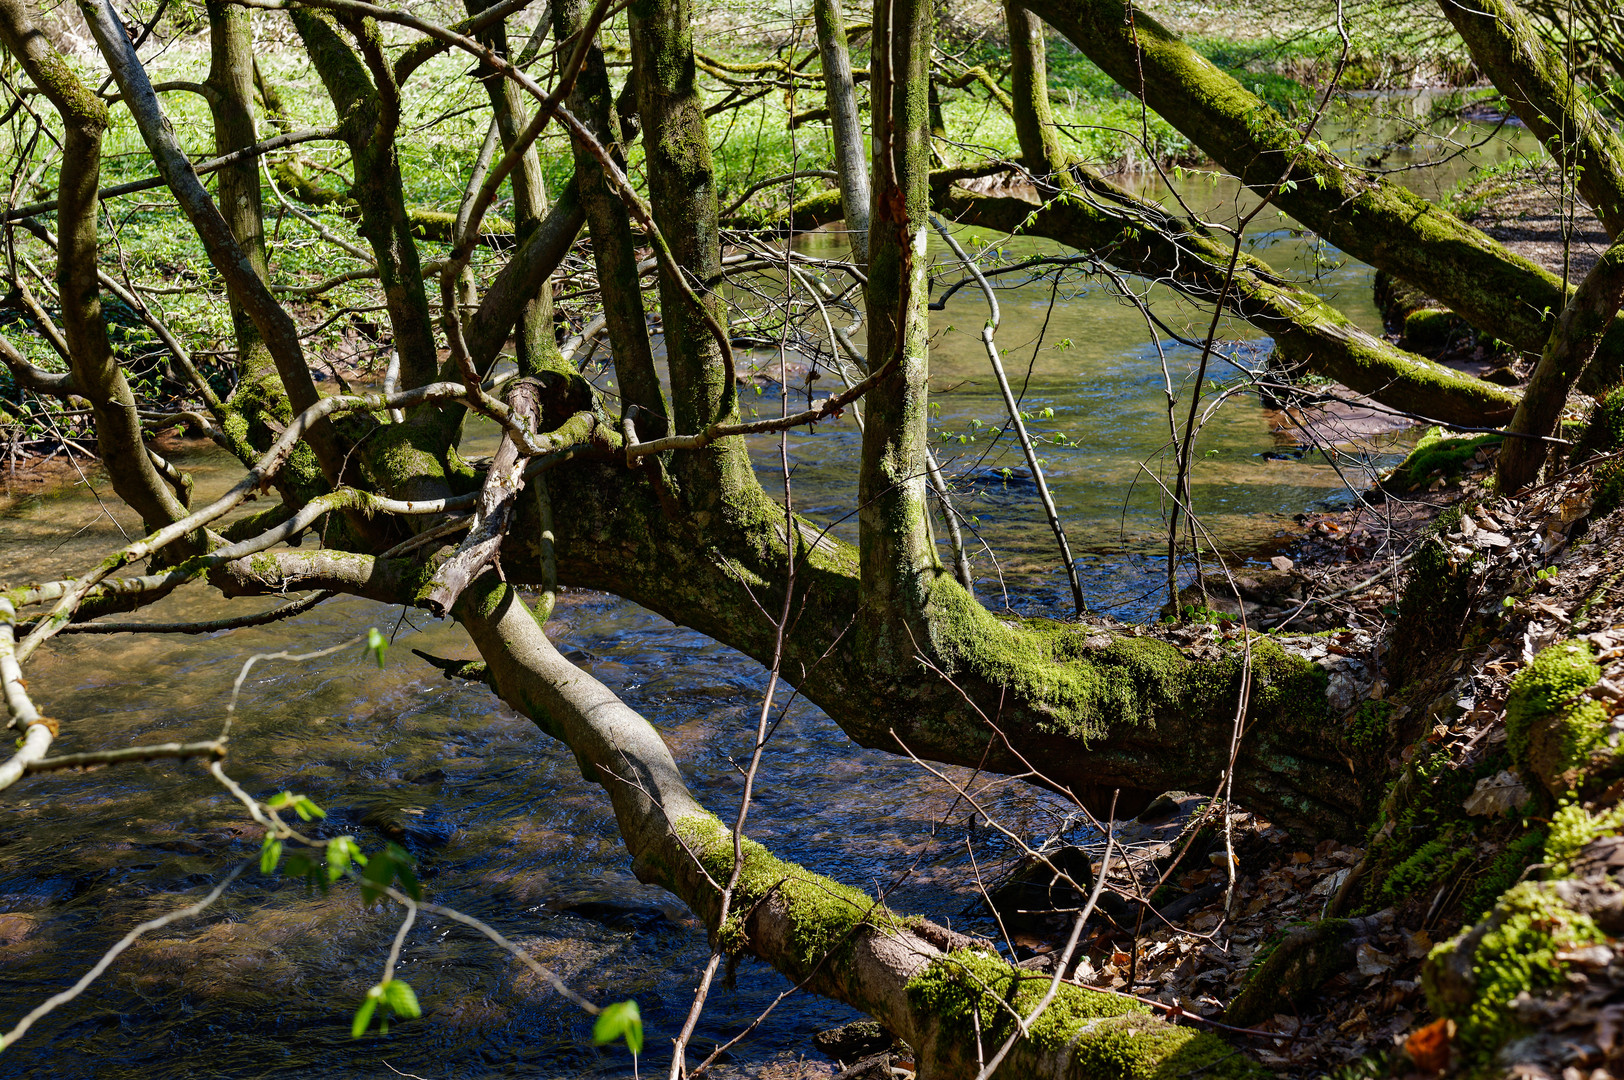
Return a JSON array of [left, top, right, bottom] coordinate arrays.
[[1017, 0, 1624, 375], [942, 179, 1517, 426]]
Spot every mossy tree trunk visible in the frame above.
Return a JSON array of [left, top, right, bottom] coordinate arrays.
[[1441, 0, 1624, 242], [204, 1, 273, 386], [941, 179, 1519, 425], [1497, 238, 1624, 488], [464, 0, 567, 378], [1004, 0, 1067, 185], [1018, 0, 1624, 374], [553, 0, 668, 429], [858, 0, 941, 668], [812, 0, 869, 266], [0, 0, 193, 537], [288, 7, 441, 390]]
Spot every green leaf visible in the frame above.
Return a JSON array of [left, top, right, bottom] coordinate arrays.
[[351, 996, 378, 1038], [327, 835, 365, 882], [260, 834, 283, 875], [360, 852, 393, 905], [593, 1000, 643, 1055], [382, 979, 421, 1019], [367, 627, 389, 669]]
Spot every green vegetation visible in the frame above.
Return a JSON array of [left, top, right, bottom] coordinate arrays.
[[1425, 883, 1604, 1069], [1384, 428, 1501, 491], [1505, 639, 1608, 795]]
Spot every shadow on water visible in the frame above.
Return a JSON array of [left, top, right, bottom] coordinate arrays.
[[0, 96, 1536, 1077]]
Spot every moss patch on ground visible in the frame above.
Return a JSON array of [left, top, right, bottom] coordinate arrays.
[[1384, 428, 1503, 492], [1425, 883, 1604, 1069], [1505, 640, 1608, 796]]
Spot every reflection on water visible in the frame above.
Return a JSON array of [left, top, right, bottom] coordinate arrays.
[[0, 98, 1531, 1077]]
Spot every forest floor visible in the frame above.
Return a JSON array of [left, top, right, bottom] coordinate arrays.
[[1450, 161, 1613, 282]]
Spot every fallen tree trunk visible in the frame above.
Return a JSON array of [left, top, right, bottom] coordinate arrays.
[[1440, 0, 1624, 242], [940, 176, 1518, 426], [1017, 0, 1624, 379]]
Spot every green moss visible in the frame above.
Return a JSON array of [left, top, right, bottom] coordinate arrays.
[[1385, 427, 1502, 491], [1463, 830, 1546, 921], [673, 814, 898, 973], [1404, 307, 1466, 348], [1544, 801, 1624, 871], [1347, 700, 1393, 756], [1384, 837, 1471, 904], [1505, 640, 1607, 792], [923, 582, 1328, 743], [1353, 743, 1506, 915], [1425, 883, 1604, 1067], [907, 950, 1261, 1078]]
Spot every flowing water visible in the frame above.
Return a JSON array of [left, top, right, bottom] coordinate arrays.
[[0, 97, 1536, 1078]]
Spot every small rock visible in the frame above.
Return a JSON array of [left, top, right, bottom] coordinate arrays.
[[1464, 771, 1530, 817], [812, 1020, 893, 1064], [1270, 555, 1294, 572]]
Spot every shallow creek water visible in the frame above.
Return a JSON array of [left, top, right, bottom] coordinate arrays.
[[0, 98, 1533, 1078]]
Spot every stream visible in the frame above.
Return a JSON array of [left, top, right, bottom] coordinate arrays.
[[0, 95, 1534, 1078]]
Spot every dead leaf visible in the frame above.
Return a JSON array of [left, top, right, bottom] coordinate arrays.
[[1405, 1017, 1454, 1074], [1356, 942, 1393, 978], [1464, 770, 1531, 816]]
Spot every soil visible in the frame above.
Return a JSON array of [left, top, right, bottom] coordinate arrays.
[[1453, 161, 1612, 283]]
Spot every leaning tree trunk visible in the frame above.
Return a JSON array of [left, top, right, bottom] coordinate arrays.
[[0, 0, 193, 538], [1496, 238, 1624, 489], [465, 0, 567, 378], [1018, 0, 1624, 376], [1004, 0, 1068, 186], [288, 7, 441, 391], [1441, 0, 1624, 242], [941, 178, 1519, 426], [554, 0, 668, 429]]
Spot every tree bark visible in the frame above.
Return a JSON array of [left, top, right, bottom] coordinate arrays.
[[554, 0, 667, 429], [80, 0, 348, 486], [465, 0, 567, 378], [204, 1, 274, 378], [942, 179, 1519, 426], [859, 0, 939, 661], [1496, 238, 1624, 489], [0, 0, 192, 538], [628, 0, 734, 438], [289, 7, 441, 390], [1005, 1, 1067, 184], [813, 0, 870, 266]]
